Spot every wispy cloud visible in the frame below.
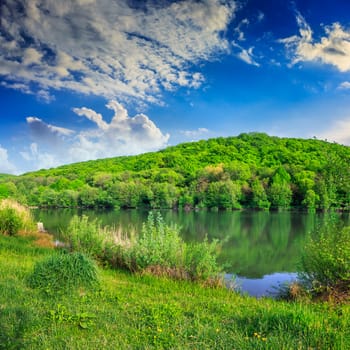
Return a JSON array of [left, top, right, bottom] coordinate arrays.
[[0, 145, 17, 174], [232, 42, 260, 66], [280, 12, 350, 72], [20, 100, 169, 170], [180, 127, 209, 138], [0, 0, 236, 103], [317, 117, 350, 145], [338, 81, 350, 90]]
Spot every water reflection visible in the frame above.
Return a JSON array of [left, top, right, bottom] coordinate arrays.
[[227, 273, 298, 297]]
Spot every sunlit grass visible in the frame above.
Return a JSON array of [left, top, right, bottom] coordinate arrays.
[[0, 233, 349, 349]]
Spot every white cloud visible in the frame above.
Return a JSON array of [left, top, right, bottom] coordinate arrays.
[[317, 117, 350, 145], [0, 145, 16, 174], [20, 100, 169, 170], [0, 0, 236, 103], [234, 18, 250, 41], [338, 81, 350, 90], [181, 127, 209, 138], [22, 48, 43, 66], [232, 41, 260, 66], [27, 117, 75, 138], [238, 47, 259, 66], [0, 81, 54, 103], [70, 100, 170, 161], [280, 12, 350, 71]]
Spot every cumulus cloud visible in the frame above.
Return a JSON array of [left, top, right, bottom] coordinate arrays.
[[280, 12, 350, 71], [0, 0, 236, 103], [70, 101, 170, 161], [20, 100, 169, 170], [0, 145, 16, 174], [317, 118, 350, 145]]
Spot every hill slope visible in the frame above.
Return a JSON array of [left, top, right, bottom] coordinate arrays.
[[1, 133, 350, 210]]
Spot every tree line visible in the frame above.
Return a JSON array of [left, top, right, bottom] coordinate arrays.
[[1, 133, 349, 211]]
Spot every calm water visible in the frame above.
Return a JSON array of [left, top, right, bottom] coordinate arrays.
[[32, 209, 350, 297]]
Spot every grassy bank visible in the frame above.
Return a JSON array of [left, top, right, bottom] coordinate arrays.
[[1, 234, 350, 349]]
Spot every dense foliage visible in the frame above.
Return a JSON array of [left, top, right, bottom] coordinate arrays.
[[299, 217, 350, 300], [62, 213, 221, 281], [2, 133, 350, 210]]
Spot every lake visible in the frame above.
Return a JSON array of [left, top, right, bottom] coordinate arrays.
[[32, 208, 350, 297]]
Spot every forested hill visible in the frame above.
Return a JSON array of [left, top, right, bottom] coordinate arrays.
[[1, 133, 349, 210]]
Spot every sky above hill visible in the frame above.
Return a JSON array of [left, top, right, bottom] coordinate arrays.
[[1, 0, 350, 174]]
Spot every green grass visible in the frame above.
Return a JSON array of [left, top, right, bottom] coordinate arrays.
[[1, 234, 349, 349], [28, 252, 100, 295]]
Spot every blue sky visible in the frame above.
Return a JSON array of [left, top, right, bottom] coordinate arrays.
[[1, 0, 350, 174]]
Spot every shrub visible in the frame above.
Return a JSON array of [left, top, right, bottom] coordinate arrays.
[[0, 207, 21, 236], [299, 218, 350, 300], [0, 199, 35, 235], [28, 252, 99, 294], [185, 238, 221, 281], [131, 212, 184, 270]]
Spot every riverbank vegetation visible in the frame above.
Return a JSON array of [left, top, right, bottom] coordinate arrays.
[[298, 218, 350, 302], [1, 232, 350, 349], [62, 212, 222, 282], [1, 133, 349, 211], [1, 200, 350, 348], [0, 199, 35, 236]]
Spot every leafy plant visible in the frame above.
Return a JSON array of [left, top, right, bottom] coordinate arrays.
[[299, 218, 350, 299], [47, 304, 96, 329], [184, 238, 221, 280], [131, 212, 184, 269]]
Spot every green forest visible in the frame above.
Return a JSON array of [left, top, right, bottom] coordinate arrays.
[[1, 133, 349, 211]]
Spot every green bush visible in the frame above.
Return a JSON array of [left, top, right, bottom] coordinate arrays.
[[0, 207, 22, 236], [299, 218, 350, 297], [28, 252, 99, 294], [0, 199, 35, 235], [131, 212, 184, 269], [185, 238, 221, 280]]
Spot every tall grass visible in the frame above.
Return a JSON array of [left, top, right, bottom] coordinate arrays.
[[28, 252, 100, 294], [62, 212, 222, 282], [0, 199, 35, 235], [61, 215, 106, 257]]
